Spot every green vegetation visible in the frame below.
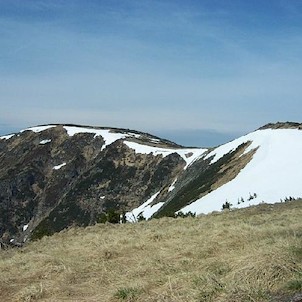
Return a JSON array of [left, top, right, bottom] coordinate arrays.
[[115, 287, 142, 300], [286, 279, 302, 291], [173, 211, 196, 218], [0, 199, 301, 301], [31, 199, 91, 240], [97, 209, 122, 224]]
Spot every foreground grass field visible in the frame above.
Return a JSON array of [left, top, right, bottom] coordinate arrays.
[[1, 200, 302, 302]]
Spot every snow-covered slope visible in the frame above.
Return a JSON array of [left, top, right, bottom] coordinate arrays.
[[180, 128, 302, 215]]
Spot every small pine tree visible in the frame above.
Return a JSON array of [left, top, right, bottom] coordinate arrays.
[[248, 193, 254, 201], [222, 201, 232, 210], [97, 210, 121, 224], [107, 209, 120, 223], [97, 213, 108, 223]]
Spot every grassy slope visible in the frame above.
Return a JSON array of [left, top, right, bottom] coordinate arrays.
[[1, 200, 302, 302]]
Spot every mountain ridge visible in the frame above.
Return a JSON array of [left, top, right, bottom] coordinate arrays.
[[0, 122, 301, 244]]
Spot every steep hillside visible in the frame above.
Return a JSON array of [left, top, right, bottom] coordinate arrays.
[[178, 125, 302, 215], [0, 200, 301, 302], [138, 123, 302, 218], [0, 124, 206, 243]]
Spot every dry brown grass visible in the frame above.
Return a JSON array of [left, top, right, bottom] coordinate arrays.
[[1, 200, 302, 302]]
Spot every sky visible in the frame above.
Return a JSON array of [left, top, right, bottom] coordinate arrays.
[[1, 0, 302, 146]]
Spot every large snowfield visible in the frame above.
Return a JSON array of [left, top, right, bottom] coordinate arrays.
[[180, 128, 302, 215]]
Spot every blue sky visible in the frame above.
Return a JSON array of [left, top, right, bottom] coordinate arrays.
[[1, 0, 302, 146]]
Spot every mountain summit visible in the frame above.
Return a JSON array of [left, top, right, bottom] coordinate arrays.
[[0, 122, 301, 244]]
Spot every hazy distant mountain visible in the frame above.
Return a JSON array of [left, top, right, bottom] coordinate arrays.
[[0, 122, 301, 244]]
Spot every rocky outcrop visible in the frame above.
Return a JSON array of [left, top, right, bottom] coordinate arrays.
[[259, 121, 302, 130]]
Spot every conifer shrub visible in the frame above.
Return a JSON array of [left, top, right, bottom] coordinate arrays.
[[222, 201, 232, 210], [31, 224, 52, 240], [97, 213, 108, 224], [174, 211, 196, 218], [107, 209, 120, 223], [97, 209, 121, 224]]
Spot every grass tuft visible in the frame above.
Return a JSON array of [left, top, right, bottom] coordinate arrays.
[[114, 287, 142, 301], [286, 279, 302, 291]]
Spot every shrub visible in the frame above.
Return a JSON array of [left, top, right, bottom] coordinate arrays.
[[107, 209, 120, 223], [97, 213, 108, 224], [97, 209, 122, 224], [175, 211, 196, 218], [222, 201, 232, 210]]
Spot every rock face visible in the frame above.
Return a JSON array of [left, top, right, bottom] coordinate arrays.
[[1, 122, 302, 243]]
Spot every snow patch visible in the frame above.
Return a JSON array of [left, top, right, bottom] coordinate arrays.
[[176, 149, 207, 169], [127, 133, 141, 139], [0, 134, 14, 140], [40, 139, 51, 145], [141, 202, 165, 219], [64, 126, 130, 151], [150, 138, 161, 143], [124, 141, 207, 169], [168, 179, 178, 192], [180, 129, 302, 215], [100, 196, 106, 199], [53, 163, 66, 170], [23, 224, 29, 231], [126, 191, 161, 222], [63, 126, 177, 152], [21, 125, 56, 133]]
